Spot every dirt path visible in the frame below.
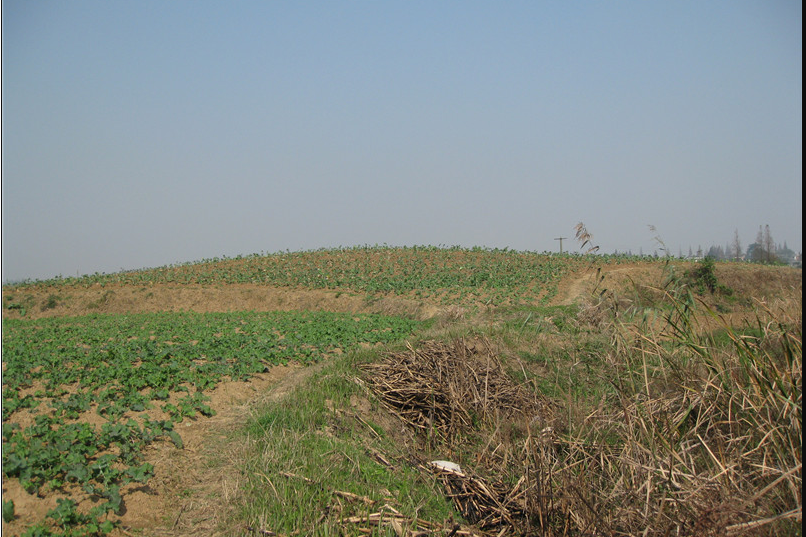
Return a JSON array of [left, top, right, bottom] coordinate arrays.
[[554, 264, 671, 306], [123, 363, 322, 536], [554, 266, 613, 306], [556, 270, 597, 306]]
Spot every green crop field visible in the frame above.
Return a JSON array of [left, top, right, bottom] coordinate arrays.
[[2, 309, 420, 535], [12, 246, 640, 307]]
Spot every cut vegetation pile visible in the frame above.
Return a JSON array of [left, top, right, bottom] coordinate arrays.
[[361, 338, 548, 535], [359, 338, 539, 533], [361, 339, 541, 444]]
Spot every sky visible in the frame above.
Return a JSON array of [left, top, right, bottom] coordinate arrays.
[[1, 1, 802, 282]]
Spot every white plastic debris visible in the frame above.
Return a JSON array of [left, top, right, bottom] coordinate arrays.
[[430, 460, 463, 474]]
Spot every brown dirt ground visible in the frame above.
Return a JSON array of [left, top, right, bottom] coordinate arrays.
[[2, 263, 801, 536], [1, 284, 444, 321]]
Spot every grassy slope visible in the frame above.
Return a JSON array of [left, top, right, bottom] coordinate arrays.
[[2, 249, 802, 536]]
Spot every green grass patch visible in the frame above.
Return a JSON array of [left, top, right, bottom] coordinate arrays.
[[236, 351, 457, 535]]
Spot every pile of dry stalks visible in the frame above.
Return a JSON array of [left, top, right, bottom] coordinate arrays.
[[361, 338, 540, 443], [360, 338, 549, 535]]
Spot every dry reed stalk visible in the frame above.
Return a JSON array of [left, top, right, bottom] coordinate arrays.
[[339, 504, 485, 536]]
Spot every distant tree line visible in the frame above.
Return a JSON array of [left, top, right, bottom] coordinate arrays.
[[609, 225, 801, 267], [698, 226, 800, 267]]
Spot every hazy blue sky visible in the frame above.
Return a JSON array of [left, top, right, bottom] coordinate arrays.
[[2, 1, 802, 281]]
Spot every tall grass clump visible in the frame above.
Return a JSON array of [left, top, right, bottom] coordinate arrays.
[[526, 268, 802, 535]]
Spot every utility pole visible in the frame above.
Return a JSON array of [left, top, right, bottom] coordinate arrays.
[[554, 237, 568, 254]]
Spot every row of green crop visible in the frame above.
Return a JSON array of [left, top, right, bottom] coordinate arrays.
[[1, 310, 421, 535], [6, 246, 645, 299]]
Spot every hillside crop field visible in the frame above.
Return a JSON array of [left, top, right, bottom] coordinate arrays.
[[2, 247, 802, 536]]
